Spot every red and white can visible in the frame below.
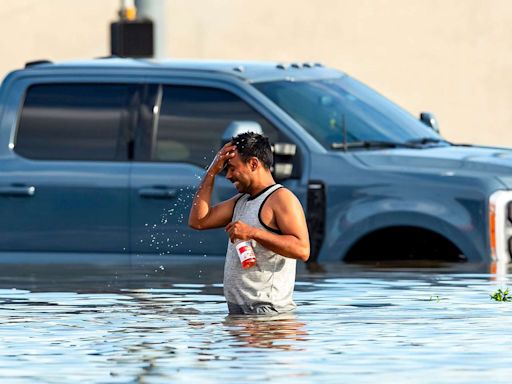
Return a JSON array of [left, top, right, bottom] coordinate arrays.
[[235, 240, 257, 269]]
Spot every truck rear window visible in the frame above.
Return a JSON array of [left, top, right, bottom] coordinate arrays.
[[15, 84, 137, 161]]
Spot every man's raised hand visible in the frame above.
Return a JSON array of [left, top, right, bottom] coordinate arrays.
[[207, 142, 237, 175]]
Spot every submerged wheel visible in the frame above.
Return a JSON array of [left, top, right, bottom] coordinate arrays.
[[344, 226, 466, 264]]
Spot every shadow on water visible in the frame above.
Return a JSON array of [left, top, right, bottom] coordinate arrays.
[[0, 254, 226, 292], [0, 253, 506, 292]]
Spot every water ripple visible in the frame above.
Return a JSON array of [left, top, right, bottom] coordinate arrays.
[[0, 261, 511, 383]]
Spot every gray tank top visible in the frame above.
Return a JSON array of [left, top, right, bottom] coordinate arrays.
[[223, 184, 297, 314]]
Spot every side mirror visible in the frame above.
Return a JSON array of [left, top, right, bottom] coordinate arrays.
[[419, 112, 440, 133], [221, 121, 263, 146], [272, 142, 297, 180], [220, 121, 297, 180]]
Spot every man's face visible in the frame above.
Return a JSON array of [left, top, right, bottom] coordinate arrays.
[[225, 152, 253, 193]]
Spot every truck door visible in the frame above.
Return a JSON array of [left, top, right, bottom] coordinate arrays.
[[0, 83, 138, 253], [130, 83, 304, 257]]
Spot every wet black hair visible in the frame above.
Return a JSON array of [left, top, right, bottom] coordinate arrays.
[[231, 132, 273, 169]]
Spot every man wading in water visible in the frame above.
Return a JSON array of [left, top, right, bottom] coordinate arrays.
[[189, 132, 310, 315]]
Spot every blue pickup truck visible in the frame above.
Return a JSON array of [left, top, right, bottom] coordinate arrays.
[[0, 58, 510, 265]]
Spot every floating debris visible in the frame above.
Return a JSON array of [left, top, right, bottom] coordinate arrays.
[[490, 288, 512, 302]]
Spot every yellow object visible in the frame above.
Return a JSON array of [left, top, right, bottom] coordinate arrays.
[[125, 7, 137, 21]]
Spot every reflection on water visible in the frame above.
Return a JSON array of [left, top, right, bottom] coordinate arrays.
[[224, 314, 308, 351], [0, 257, 511, 383]]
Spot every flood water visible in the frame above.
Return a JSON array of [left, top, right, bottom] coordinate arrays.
[[0, 257, 511, 383]]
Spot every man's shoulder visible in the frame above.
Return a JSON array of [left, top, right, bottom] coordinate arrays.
[[268, 186, 300, 206], [274, 186, 294, 197]]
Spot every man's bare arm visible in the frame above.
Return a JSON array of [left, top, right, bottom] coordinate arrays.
[[225, 189, 310, 261], [188, 143, 238, 230]]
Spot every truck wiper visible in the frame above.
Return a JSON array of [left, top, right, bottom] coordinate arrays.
[[406, 137, 448, 146], [331, 140, 419, 150]]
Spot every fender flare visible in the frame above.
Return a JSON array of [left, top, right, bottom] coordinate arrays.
[[326, 211, 483, 262]]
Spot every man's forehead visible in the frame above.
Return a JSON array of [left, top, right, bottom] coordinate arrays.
[[227, 152, 242, 165]]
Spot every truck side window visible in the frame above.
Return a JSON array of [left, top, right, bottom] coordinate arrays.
[[15, 84, 137, 161], [154, 85, 279, 168]]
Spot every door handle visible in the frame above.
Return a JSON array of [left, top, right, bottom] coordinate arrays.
[[0, 185, 36, 197], [138, 187, 177, 199]]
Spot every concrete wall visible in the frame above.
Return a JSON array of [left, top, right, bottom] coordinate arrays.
[[1, 0, 511, 146], [0, 0, 118, 71]]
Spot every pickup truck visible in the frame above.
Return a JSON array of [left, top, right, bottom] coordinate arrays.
[[0, 58, 510, 265]]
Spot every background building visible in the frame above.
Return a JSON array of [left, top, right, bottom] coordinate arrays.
[[1, 0, 510, 146]]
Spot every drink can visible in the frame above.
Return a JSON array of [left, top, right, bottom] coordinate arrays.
[[235, 240, 257, 269]]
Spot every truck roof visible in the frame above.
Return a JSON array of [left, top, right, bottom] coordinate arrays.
[[21, 57, 343, 83]]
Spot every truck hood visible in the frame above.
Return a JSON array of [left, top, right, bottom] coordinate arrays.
[[352, 145, 512, 188]]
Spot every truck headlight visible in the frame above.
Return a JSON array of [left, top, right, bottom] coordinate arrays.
[[489, 191, 512, 262]]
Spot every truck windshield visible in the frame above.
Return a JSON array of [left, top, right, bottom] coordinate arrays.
[[255, 76, 442, 150]]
